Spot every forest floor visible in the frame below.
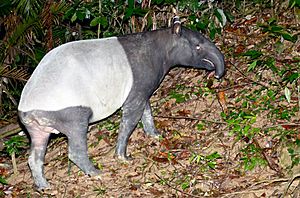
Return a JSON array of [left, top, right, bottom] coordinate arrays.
[[1, 5, 300, 198]]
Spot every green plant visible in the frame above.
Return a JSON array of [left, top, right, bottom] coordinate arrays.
[[179, 175, 196, 190], [189, 151, 222, 170], [288, 146, 300, 168], [276, 129, 300, 168], [0, 176, 8, 185], [289, 0, 300, 8], [169, 84, 191, 103], [4, 135, 28, 175], [259, 18, 298, 42], [186, 1, 231, 39], [240, 144, 267, 171], [97, 119, 119, 132], [93, 185, 106, 196], [222, 110, 260, 139]]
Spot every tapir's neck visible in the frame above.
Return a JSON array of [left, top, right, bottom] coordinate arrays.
[[118, 28, 178, 75]]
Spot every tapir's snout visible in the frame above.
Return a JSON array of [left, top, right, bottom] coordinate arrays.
[[213, 50, 225, 79], [203, 46, 225, 79]]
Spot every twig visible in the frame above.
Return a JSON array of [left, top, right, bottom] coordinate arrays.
[[1, 81, 17, 105], [0, 78, 3, 115], [229, 61, 272, 89], [221, 188, 268, 197], [154, 115, 227, 125], [154, 173, 203, 198], [282, 173, 300, 198], [217, 82, 254, 92], [262, 123, 300, 131], [97, 0, 101, 39], [12, 151, 19, 175], [253, 137, 282, 174]]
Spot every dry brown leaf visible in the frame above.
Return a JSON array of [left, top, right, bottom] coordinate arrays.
[[217, 91, 228, 114]]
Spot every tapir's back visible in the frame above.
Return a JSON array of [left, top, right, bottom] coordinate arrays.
[[18, 37, 133, 122]]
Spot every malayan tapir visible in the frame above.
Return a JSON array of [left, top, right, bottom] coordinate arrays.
[[18, 16, 225, 189]]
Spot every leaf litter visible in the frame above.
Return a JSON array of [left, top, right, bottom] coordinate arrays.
[[2, 5, 300, 198]]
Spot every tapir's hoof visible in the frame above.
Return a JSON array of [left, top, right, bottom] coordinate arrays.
[[87, 168, 101, 176], [147, 129, 162, 139], [116, 154, 133, 162], [36, 181, 51, 191], [91, 174, 102, 180]]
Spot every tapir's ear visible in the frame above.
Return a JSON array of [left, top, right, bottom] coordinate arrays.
[[172, 16, 181, 36]]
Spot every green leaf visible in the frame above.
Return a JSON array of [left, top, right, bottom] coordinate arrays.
[[224, 10, 234, 23], [283, 72, 299, 83], [197, 123, 205, 131], [207, 161, 217, 169], [128, 0, 134, 8], [242, 50, 262, 59], [124, 7, 133, 20], [64, 7, 75, 20], [209, 23, 217, 40], [0, 0, 12, 17], [13, 0, 43, 18], [132, 8, 148, 17], [196, 21, 208, 31], [247, 60, 258, 72], [268, 17, 277, 25], [206, 152, 222, 160], [152, 0, 164, 4], [76, 10, 85, 20], [169, 90, 187, 103], [181, 182, 190, 190], [214, 8, 227, 27], [281, 32, 298, 42], [90, 16, 108, 28], [0, 176, 7, 185], [270, 25, 283, 33], [4, 136, 27, 155], [289, 0, 300, 7], [90, 17, 99, 27], [71, 13, 77, 22], [285, 87, 291, 103]]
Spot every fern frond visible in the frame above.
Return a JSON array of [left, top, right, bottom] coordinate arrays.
[[12, 0, 43, 19], [0, 65, 30, 82]]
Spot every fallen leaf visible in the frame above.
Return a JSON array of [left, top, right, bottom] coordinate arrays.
[[217, 91, 228, 114]]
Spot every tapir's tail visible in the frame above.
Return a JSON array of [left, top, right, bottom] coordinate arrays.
[[18, 111, 31, 125]]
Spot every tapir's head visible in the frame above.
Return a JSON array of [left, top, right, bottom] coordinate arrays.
[[170, 16, 225, 79]]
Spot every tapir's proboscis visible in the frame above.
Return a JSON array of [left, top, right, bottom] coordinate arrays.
[[18, 17, 225, 190]]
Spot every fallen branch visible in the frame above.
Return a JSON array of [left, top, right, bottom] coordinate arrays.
[[154, 173, 204, 198], [0, 123, 22, 139], [229, 61, 272, 89], [252, 137, 283, 175], [221, 188, 268, 197], [282, 173, 300, 198], [155, 115, 227, 125], [222, 176, 296, 197]]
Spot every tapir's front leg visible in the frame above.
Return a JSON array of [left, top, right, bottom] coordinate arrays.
[[141, 100, 160, 137], [115, 100, 146, 160]]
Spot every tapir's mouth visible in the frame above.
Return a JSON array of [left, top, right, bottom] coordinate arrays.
[[202, 58, 215, 69], [201, 58, 216, 73], [202, 58, 224, 79]]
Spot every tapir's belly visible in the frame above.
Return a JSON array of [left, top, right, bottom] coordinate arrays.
[[18, 37, 133, 123]]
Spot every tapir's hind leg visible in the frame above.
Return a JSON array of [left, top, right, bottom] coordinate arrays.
[[65, 122, 100, 176], [141, 100, 160, 137], [26, 125, 51, 189]]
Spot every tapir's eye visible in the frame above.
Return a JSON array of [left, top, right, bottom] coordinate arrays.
[[196, 45, 201, 50]]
